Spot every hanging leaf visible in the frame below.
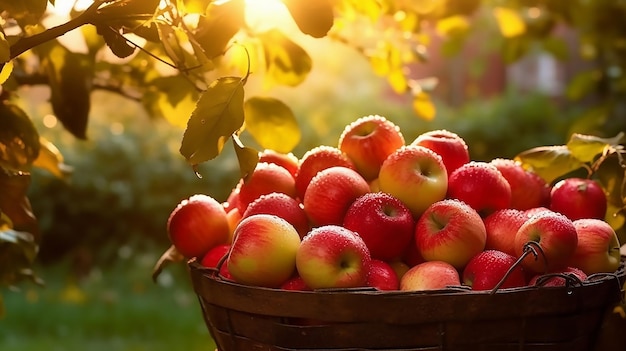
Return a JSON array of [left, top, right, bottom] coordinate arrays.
[[152, 245, 184, 283], [243, 97, 300, 153], [259, 29, 312, 88], [194, 0, 245, 59], [566, 132, 625, 163], [0, 102, 40, 172], [0, 0, 47, 26], [594, 154, 626, 231], [493, 7, 526, 38], [32, 137, 73, 179], [283, 0, 334, 38], [412, 91, 436, 121], [179, 77, 246, 168], [514, 145, 585, 184], [97, 25, 137, 59], [0, 60, 13, 85], [232, 134, 259, 182], [0, 170, 39, 241]]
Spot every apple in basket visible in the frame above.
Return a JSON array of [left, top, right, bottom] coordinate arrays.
[[549, 177, 608, 221], [447, 161, 512, 216], [294, 145, 356, 200], [410, 129, 470, 176], [568, 218, 621, 275], [400, 261, 461, 291], [462, 249, 527, 291]]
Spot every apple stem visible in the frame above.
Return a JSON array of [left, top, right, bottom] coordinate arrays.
[[490, 242, 546, 295]]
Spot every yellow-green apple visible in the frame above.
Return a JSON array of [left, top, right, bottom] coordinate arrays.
[[280, 275, 311, 291], [549, 177, 607, 221], [378, 145, 448, 217], [400, 261, 461, 291], [167, 194, 231, 259], [236, 162, 298, 213], [528, 266, 587, 287], [228, 214, 301, 288], [258, 148, 299, 178], [410, 129, 470, 176], [415, 199, 487, 269], [447, 161, 512, 216], [490, 158, 551, 210], [338, 115, 405, 181], [294, 145, 356, 200], [388, 260, 411, 281], [242, 192, 310, 238], [568, 218, 621, 274], [483, 208, 528, 257], [513, 211, 578, 274], [366, 259, 400, 291], [462, 250, 527, 291], [342, 192, 415, 261], [296, 225, 371, 289], [303, 166, 370, 226]]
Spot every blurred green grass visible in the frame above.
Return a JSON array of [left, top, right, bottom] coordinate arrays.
[[0, 251, 215, 351]]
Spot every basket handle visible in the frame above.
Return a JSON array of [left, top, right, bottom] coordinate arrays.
[[489, 241, 546, 295]]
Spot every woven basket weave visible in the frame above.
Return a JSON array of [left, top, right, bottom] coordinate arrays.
[[189, 258, 625, 351]]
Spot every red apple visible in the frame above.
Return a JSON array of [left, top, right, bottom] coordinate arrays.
[[280, 275, 311, 291], [528, 266, 588, 287], [338, 115, 405, 181], [411, 129, 470, 176], [241, 192, 310, 238], [258, 148, 299, 178], [447, 161, 512, 216], [378, 145, 448, 217], [415, 199, 487, 269], [462, 250, 527, 291], [200, 244, 231, 269], [366, 259, 400, 291], [167, 194, 231, 259], [303, 166, 370, 227], [237, 162, 297, 213], [402, 237, 426, 267], [223, 182, 241, 213], [343, 192, 415, 261], [568, 218, 621, 274], [294, 145, 356, 200], [296, 225, 371, 289], [514, 211, 578, 274], [400, 261, 461, 291], [228, 214, 301, 288], [549, 177, 607, 221], [225, 207, 242, 243], [490, 158, 551, 210], [483, 208, 528, 257]]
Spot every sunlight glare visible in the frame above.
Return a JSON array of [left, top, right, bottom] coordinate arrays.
[[244, 0, 292, 32], [48, 0, 94, 16]]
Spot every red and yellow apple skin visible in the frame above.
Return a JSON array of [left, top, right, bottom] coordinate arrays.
[[568, 218, 621, 275], [462, 250, 526, 291], [415, 199, 487, 269], [447, 161, 512, 216], [483, 208, 528, 257], [338, 115, 405, 181], [258, 148, 299, 178], [242, 192, 310, 238], [280, 275, 311, 291], [490, 158, 551, 210], [378, 145, 448, 217], [528, 266, 588, 287], [411, 129, 470, 177], [366, 259, 400, 291], [549, 177, 608, 221], [303, 166, 370, 227], [167, 194, 231, 259], [343, 192, 415, 261], [236, 162, 298, 214], [400, 261, 461, 291], [296, 225, 371, 289], [294, 145, 356, 200], [514, 211, 578, 274], [227, 214, 301, 288]]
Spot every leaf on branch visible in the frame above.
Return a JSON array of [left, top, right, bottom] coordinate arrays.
[[0, 102, 40, 172], [179, 77, 246, 169], [594, 154, 626, 231], [243, 97, 300, 153], [32, 137, 73, 179], [514, 145, 585, 185], [0, 0, 48, 26], [232, 134, 259, 182], [259, 29, 312, 88], [97, 25, 137, 58], [195, 0, 245, 59], [566, 132, 625, 164], [152, 245, 184, 283], [0, 170, 39, 242], [0, 61, 13, 85], [283, 0, 334, 38], [493, 7, 526, 38]]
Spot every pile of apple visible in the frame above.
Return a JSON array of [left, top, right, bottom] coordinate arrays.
[[167, 115, 622, 293]]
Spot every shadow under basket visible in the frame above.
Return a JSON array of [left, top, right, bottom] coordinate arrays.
[[188, 258, 626, 351]]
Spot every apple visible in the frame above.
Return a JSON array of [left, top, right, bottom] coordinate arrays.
[[303, 166, 370, 227], [513, 211, 578, 274], [524, 206, 553, 218], [378, 145, 448, 217], [483, 208, 528, 257], [549, 177, 607, 221], [225, 207, 242, 243], [490, 158, 551, 210], [280, 275, 311, 291], [400, 261, 461, 291], [447, 161, 512, 216], [415, 199, 487, 269], [388, 260, 411, 281], [402, 237, 426, 267], [462, 250, 527, 291], [223, 182, 241, 213], [200, 244, 231, 269], [366, 259, 400, 291], [568, 218, 621, 274], [241, 192, 310, 238], [294, 145, 356, 200], [167, 194, 231, 259], [338, 115, 405, 181], [410, 129, 470, 176], [236, 162, 298, 214], [342, 192, 415, 261], [296, 225, 371, 289], [227, 214, 301, 288], [528, 266, 588, 287], [258, 148, 299, 178]]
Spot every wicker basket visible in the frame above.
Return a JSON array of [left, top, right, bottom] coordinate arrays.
[[189, 258, 626, 351]]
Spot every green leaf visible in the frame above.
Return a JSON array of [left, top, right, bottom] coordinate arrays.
[[259, 29, 312, 88], [232, 134, 259, 182], [32, 137, 73, 179], [179, 77, 246, 168], [0, 170, 39, 241], [194, 0, 245, 59], [567, 132, 625, 163], [243, 97, 300, 153], [42, 43, 92, 140], [514, 145, 585, 185], [0, 0, 48, 26], [0, 102, 40, 172], [283, 0, 334, 38], [566, 70, 600, 101]]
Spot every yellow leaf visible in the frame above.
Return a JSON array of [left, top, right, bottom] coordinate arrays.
[[412, 92, 436, 121], [493, 7, 526, 38], [0, 60, 13, 85], [514, 145, 584, 184], [388, 69, 408, 94], [159, 93, 198, 129], [436, 15, 470, 38], [32, 137, 73, 179], [243, 96, 300, 153]]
